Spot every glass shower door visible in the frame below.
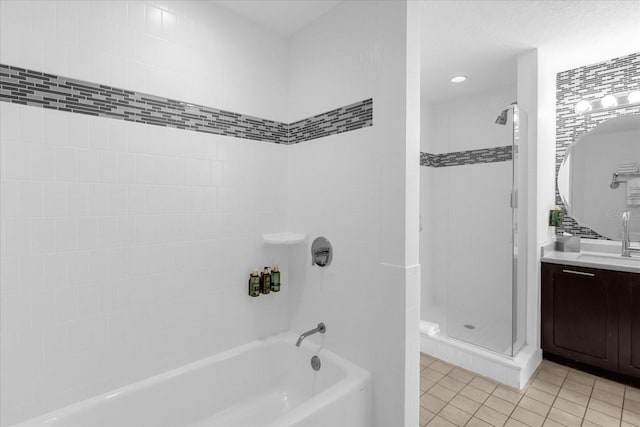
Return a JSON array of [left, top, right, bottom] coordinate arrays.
[[446, 106, 526, 357]]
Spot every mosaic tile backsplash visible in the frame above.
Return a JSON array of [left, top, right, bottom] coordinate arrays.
[[0, 63, 372, 145], [420, 145, 513, 168], [555, 52, 640, 239]]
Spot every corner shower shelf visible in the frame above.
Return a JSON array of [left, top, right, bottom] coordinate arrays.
[[262, 233, 307, 245]]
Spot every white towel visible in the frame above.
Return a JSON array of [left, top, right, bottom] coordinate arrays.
[[618, 162, 639, 173], [420, 320, 440, 336], [628, 177, 640, 207]]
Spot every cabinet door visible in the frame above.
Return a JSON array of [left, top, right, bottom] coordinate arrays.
[[619, 271, 640, 379], [542, 263, 619, 371]]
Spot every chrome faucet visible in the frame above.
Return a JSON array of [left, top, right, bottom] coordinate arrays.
[[622, 210, 640, 257], [295, 323, 326, 347]]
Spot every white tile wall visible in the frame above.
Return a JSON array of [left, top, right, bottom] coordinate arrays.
[[0, 0, 293, 410], [0, 0, 289, 122], [0, 102, 290, 425], [286, 2, 420, 426]]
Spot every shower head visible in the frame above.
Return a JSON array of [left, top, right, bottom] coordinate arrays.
[[494, 102, 517, 126], [495, 109, 509, 125]]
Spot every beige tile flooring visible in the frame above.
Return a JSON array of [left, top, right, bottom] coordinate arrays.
[[420, 353, 640, 427]]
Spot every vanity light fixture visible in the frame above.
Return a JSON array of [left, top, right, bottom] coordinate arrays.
[[574, 100, 592, 114], [574, 90, 640, 115], [600, 94, 617, 108], [450, 75, 467, 83]]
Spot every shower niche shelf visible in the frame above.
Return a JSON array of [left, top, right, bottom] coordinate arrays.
[[262, 233, 307, 245]]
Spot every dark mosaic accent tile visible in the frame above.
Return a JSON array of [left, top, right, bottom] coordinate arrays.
[[287, 99, 372, 144], [420, 145, 513, 168], [0, 63, 373, 145], [555, 52, 640, 239]]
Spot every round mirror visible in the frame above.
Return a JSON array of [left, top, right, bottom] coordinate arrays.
[[558, 114, 640, 240]]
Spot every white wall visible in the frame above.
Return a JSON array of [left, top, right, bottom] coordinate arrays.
[[286, 2, 420, 426], [0, 1, 290, 425]]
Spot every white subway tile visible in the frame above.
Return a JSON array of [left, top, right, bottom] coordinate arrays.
[[31, 218, 56, 254], [77, 217, 98, 251], [42, 182, 67, 217], [67, 115, 89, 149], [78, 286, 101, 320], [87, 117, 111, 151], [3, 142, 30, 180], [43, 253, 68, 291], [43, 110, 68, 146], [54, 218, 78, 253], [21, 255, 44, 292], [55, 287, 79, 323], [0, 256, 21, 295], [97, 217, 119, 249], [98, 151, 118, 183], [109, 55, 129, 89], [67, 252, 89, 286], [19, 31, 44, 70], [77, 149, 98, 182], [127, 185, 146, 214], [43, 39, 68, 77], [88, 50, 110, 86], [109, 184, 128, 216], [99, 283, 118, 315], [87, 183, 110, 215], [0, 103, 19, 142], [67, 46, 89, 82], [32, 290, 56, 327], [109, 121, 128, 152], [55, 146, 78, 182], [18, 182, 43, 217], [67, 183, 88, 216], [145, 5, 163, 38], [30, 144, 55, 181]]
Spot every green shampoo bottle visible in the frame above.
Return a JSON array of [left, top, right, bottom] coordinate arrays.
[[271, 265, 281, 292]]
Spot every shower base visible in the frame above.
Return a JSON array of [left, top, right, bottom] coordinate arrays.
[[421, 306, 540, 389]]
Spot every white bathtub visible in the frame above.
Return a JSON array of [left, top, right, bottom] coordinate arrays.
[[13, 332, 372, 427]]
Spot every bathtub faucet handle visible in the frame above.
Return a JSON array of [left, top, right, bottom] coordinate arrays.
[[295, 323, 326, 347]]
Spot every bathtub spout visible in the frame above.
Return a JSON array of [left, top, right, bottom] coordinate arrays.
[[296, 323, 326, 347]]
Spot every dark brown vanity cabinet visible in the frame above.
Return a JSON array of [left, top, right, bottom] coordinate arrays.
[[620, 271, 640, 377], [542, 262, 640, 381]]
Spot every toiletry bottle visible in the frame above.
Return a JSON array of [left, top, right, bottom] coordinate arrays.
[[261, 267, 271, 295], [271, 265, 281, 292], [248, 269, 260, 297]]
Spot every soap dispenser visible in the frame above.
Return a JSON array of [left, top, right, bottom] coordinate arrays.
[[260, 267, 271, 295], [271, 265, 281, 292]]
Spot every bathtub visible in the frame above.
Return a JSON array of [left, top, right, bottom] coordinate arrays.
[[13, 332, 372, 427]]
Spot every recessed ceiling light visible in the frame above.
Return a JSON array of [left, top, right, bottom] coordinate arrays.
[[450, 76, 467, 83]]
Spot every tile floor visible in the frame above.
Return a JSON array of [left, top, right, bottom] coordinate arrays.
[[420, 353, 640, 427]]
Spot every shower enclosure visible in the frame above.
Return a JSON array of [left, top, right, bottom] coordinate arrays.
[[420, 92, 527, 359]]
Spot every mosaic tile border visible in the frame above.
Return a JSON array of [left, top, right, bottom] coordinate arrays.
[[555, 52, 640, 239], [420, 145, 513, 168], [0, 63, 373, 145]]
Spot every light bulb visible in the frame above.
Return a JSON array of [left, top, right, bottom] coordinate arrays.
[[575, 100, 591, 114], [601, 94, 617, 108], [629, 90, 640, 104], [450, 76, 467, 83]]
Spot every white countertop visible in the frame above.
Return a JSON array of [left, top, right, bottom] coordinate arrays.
[[542, 239, 640, 274]]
